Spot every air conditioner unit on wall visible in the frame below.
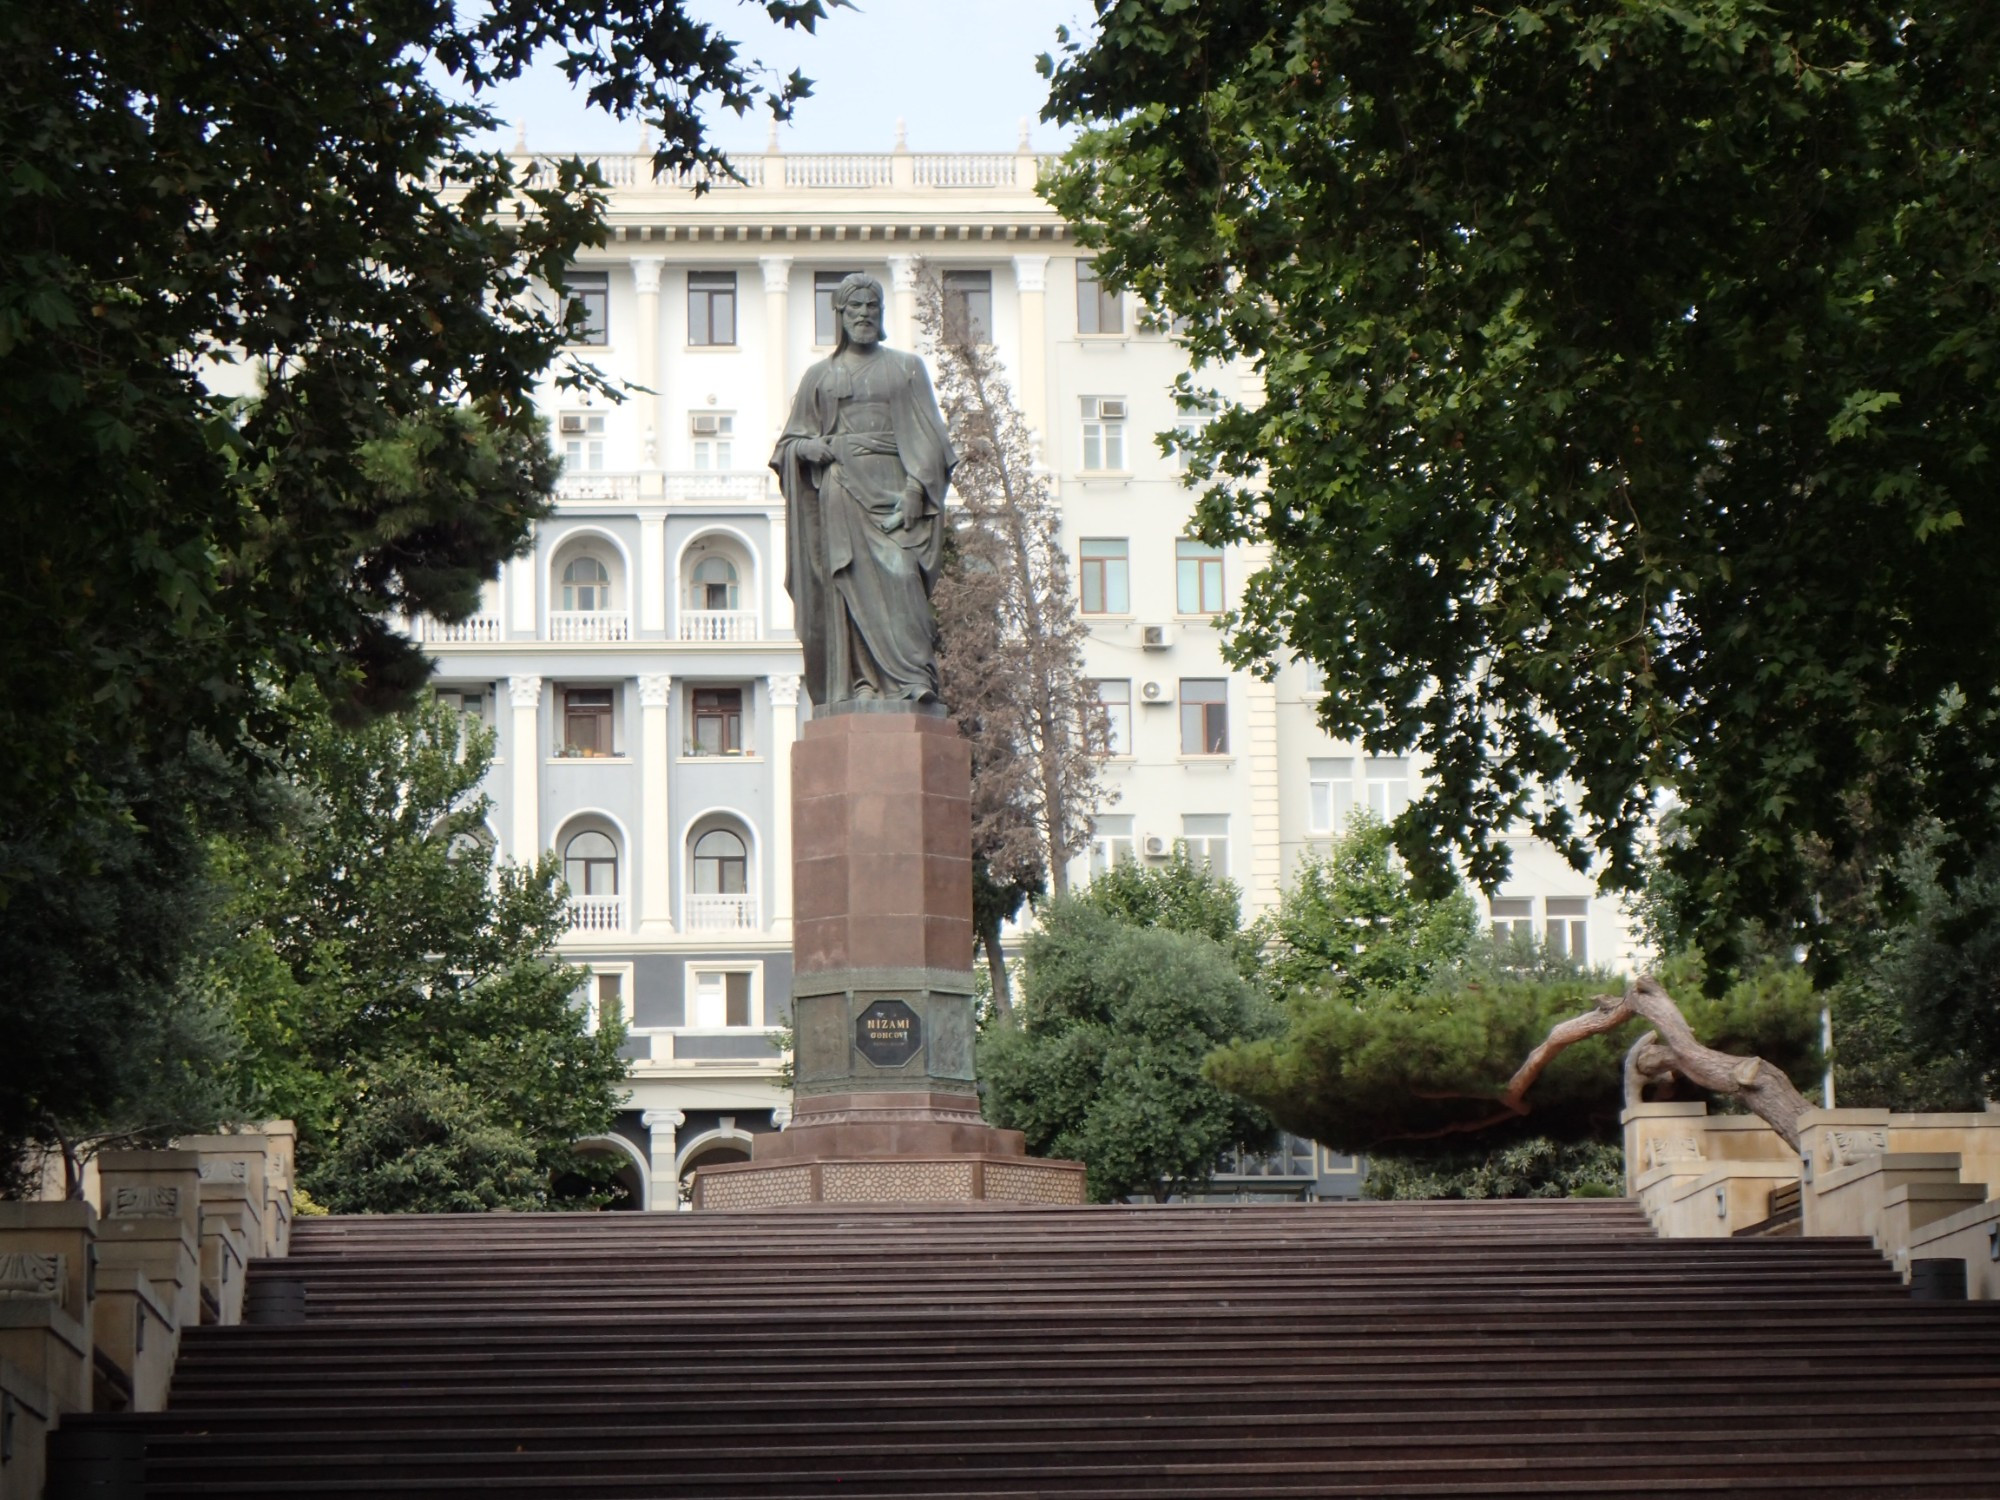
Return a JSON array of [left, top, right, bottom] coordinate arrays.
[[1097, 398, 1127, 420], [692, 413, 723, 434], [1139, 679, 1170, 704], [1142, 834, 1171, 858], [1141, 624, 1172, 649], [559, 414, 586, 433]]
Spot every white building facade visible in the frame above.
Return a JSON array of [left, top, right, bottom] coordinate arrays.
[[416, 136, 1635, 1207]]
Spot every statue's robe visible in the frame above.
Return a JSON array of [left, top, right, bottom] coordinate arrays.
[[771, 347, 957, 707]]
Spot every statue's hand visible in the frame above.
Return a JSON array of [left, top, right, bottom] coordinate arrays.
[[898, 484, 925, 532], [795, 438, 835, 465]]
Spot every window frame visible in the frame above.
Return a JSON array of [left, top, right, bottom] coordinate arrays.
[[689, 410, 735, 470], [1180, 813, 1230, 873], [1081, 396, 1128, 471], [1076, 259, 1124, 336], [692, 826, 750, 894], [942, 268, 994, 344], [561, 686, 616, 757], [560, 410, 606, 473], [1089, 814, 1136, 876], [563, 828, 620, 896], [1092, 679, 1132, 757], [690, 686, 746, 756], [687, 270, 738, 347], [580, 963, 635, 1035], [1078, 538, 1131, 616], [686, 962, 762, 1029], [1175, 538, 1224, 615], [563, 271, 609, 346], [1178, 678, 1229, 756]]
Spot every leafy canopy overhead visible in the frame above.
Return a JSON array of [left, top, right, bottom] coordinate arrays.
[[1041, 2, 2000, 959]]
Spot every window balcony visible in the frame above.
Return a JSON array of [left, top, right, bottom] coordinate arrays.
[[663, 471, 770, 503], [548, 610, 631, 642], [685, 894, 759, 932], [554, 472, 640, 501], [677, 609, 760, 643], [565, 894, 626, 933], [409, 614, 502, 645]]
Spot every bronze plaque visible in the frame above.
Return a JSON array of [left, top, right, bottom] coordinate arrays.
[[855, 998, 923, 1068]]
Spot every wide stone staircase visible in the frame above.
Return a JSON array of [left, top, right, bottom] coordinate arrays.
[[51, 1199, 2000, 1497]]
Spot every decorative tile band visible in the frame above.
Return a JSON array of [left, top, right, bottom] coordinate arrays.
[[111, 1185, 182, 1220]]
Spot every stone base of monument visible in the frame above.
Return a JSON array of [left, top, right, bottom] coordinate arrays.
[[692, 710, 1085, 1210]]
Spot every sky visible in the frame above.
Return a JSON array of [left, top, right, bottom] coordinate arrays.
[[468, 0, 1097, 158]]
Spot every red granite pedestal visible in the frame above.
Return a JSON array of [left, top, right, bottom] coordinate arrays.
[[692, 708, 1084, 1209]]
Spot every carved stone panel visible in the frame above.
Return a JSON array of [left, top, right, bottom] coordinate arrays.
[[1645, 1135, 1705, 1170], [1827, 1128, 1889, 1168], [111, 1185, 182, 1219], [199, 1159, 250, 1182], [0, 1252, 63, 1306]]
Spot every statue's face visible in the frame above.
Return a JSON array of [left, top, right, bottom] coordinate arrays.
[[840, 289, 883, 348]]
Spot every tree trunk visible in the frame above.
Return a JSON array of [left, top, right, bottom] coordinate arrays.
[[1393, 974, 1815, 1152], [979, 905, 1013, 1020]]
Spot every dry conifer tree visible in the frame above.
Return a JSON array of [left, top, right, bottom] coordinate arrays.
[[916, 266, 1105, 1014]]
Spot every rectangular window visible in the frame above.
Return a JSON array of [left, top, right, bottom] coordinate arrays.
[[1089, 814, 1135, 876], [1092, 679, 1132, 756], [688, 271, 737, 346], [1078, 538, 1130, 615], [1076, 259, 1123, 336], [1491, 897, 1535, 946], [1181, 813, 1229, 873], [1307, 757, 1354, 835], [440, 688, 488, 726], [690, 411, 734, 470], [815, 269, 862, 344], [560, 411, 606, 473], [1179, 679, 1228, 755], [691, 687, 744, 755], [562, 687, 614, 756], [595, 972, 625, 1034], [563, 271, 608, 345], [1365, 756, 1411, 820], [1176, 539, 1224, 615], [1081, 396, 1127, 470], [1547, 897, 1589, 965], [691, 968, 756, 1028], [942, 269, 993, 344]]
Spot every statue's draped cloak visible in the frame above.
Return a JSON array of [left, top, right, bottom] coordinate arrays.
[[772, 348, 957, 707]]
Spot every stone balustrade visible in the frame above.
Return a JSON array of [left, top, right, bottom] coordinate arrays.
[[0, 1123, 297, 1490], [1626, 1101, 2000, 1294]]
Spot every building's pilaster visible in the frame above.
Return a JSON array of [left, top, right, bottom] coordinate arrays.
[[630, 256, 665, 465], [1011, 254, 1051, 451], [640, 514, 666, 635], [508, 551, 536, 637], [767, 674, 801, 938], [506, 676, 542, 865], [1246, 664, 1283, 917], [886, 254, 919, 353], [640, 1109, 685, 1211], [638, 674, 674, 937], [759, 255, 793, 445]]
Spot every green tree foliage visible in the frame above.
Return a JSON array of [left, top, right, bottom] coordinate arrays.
[[1076, 851, 1262, 976], [222, 690, 627, 1209], [1041, 3, 2000, 965], [1, 1, 836, 1184], [1263, 815, 1478, 999], [1215, 945, 1821, 1154], [309, 1056, 548, 1215], [982, 895, 1277, 1202], [1363, 1138, 1624, 1201]]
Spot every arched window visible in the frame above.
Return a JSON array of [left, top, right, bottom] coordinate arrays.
[[562, 556, 611, 612], [692, 829, 747, 894], [690, 556, 739, 611], [564, 829, 618, 896]]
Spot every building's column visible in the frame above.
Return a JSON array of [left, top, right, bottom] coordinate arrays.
[[506, 676, 542, 864], [767, 674, 801, 939], [509, 549, 537, 637], [771, 1103, 793, 1131], [640, 514, 666, 635], [638, 674, 674, 938], [758, 255, 793, 445], [630, 256, 665, 467], [640, 1109, 685, 1211], [1011, 254, 1051, 455], [885, 254, 919, 353], [769, 507, 793, 636]]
